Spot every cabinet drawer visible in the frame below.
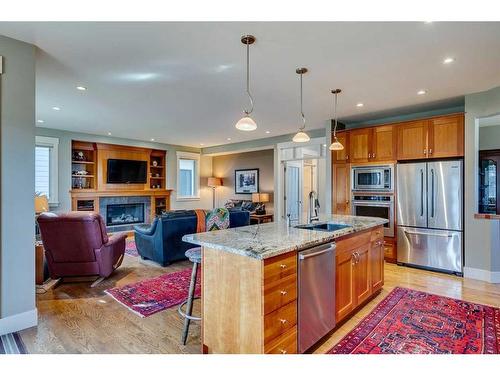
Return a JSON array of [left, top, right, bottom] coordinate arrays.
[[264, 273, 297, 314], [370, 227, 384, 242], [336, 231, 371, 256], [384, 241, 396, 259], [264, 301, 297, 344], [265, 325, 297, 354], [264, 252, 297, 283]]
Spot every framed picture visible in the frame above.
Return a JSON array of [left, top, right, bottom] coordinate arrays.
[[235, 168, 259, 194]]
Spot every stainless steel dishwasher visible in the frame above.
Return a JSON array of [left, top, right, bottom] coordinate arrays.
[[298, 242, 336, 353]]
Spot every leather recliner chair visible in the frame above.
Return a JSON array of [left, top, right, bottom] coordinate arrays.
[[37, 212, 126, 286]]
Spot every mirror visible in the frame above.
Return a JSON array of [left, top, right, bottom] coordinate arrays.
[[478, 114, 500, 214]]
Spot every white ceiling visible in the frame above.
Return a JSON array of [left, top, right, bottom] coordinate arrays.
[[1, 22, 500, 148]]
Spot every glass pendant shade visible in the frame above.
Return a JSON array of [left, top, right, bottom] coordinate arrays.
[[292, 131, 310, 143], [329, 137, 344, 150], [235, 115, 257, 131]]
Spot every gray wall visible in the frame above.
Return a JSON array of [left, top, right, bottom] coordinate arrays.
[[36, 128, 213, 212], [0, 36, 36, 324], [479, 124, 500, 151], [212, 150, 275, 212], [464, 87, 500, 274]]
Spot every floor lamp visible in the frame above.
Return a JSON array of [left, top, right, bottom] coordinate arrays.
[[207, 177, 222, 209]]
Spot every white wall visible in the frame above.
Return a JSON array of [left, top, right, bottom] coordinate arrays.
[[479, 124, 500, 150], [464, 86, 500, 281], [35, 128, 213, 212], [0, 36, 37, 334]]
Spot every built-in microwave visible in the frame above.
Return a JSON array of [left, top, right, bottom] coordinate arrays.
[[352, 165, 394, 192]]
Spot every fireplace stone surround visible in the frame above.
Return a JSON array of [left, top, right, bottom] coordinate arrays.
[[99, 196, 151, 232]]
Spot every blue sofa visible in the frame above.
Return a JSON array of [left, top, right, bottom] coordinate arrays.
[[133, 209, 250, 266]]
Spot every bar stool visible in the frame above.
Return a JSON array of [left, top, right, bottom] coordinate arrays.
[[178, 247, 201, 345]]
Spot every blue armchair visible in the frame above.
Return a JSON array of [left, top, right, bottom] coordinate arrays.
[[134, 209, 249, 266]]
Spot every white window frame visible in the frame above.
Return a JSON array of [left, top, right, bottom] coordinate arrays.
[[176, 151, 200, 201], [35, 136, 59, 206]]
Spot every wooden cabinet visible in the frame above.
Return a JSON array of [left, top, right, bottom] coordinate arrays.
[[354, 243, 372, 306], [335, 247, 356, 322], [428, 114, 464, 158], [335, 227, 384, 323], [332, 163, 350, 215], [371, 238, 384, 291], [332, 131, 350, 163], [349, 128, 371, 163], [396, 120, 429, 160], [372, 125, 396, 162], [396, 114, 464, 160]]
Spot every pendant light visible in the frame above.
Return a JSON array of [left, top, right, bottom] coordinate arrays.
[[235, 35, 257, 131], [292, 67, 310, 143], [329, 89, 344, 151]]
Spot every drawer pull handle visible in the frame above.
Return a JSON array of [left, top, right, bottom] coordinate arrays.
[[279, 319, 288, 324], [279, 349, 287, 354], [280, 290, 287, 295], [279, 264, 287, 269]]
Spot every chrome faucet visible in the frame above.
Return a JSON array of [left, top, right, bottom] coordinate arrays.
[[308, 191, 320, 223]]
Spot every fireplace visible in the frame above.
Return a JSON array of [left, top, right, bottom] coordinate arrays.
[[106, 203, 145, 227]]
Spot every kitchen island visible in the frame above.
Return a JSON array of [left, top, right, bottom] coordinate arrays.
[[183, 214, 387, 354]]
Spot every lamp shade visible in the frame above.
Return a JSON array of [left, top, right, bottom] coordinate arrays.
[[329, 138, 345, 151], [252, 193, 270, 203], [35, 195, 49, 214], [292, 131, 310, 143], [235, 115, 257, 131], [207, 177, 223, 187]]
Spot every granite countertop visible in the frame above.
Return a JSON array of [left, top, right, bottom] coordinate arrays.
[[182, 214, 388, 260]]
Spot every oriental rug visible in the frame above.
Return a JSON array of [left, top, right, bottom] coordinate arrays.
[[329, 287, 500, 354]]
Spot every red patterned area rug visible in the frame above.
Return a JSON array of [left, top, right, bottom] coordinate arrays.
[[329, 287, 500, 354], [105, 268, 200, 317], [125, 238, 139, 257]]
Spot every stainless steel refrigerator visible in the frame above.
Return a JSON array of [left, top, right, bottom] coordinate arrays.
[[396, 160, 463, 274]]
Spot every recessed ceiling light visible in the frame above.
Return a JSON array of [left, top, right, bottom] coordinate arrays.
[[443, 57, 455, 64], [107, 132, 112, 136], [265, 130, 270, 134], [356, 103, 364, 108], [52, 106, 61, 111], [37, 119, 44, 123], [76, 86, 87, 91], [150, 138, 155, 142], [424, 21, 433, 24], [417, 90, 427, 95], [227, 137, 231, 141]]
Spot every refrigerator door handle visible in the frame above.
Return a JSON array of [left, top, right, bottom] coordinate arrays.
[[430, 168, 435, 218], [403, 229, 453, 239], [420, 169, 424, 217]]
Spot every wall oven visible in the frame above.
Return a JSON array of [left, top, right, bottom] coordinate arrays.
[[351, 195, 394, 237], [352, 165, 394, 192]]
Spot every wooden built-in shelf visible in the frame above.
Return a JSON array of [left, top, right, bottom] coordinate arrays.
[[70, 141, 171, 221]]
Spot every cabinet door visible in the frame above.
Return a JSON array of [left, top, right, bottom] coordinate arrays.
[[354, 244, 372, 306], [370, 239, 384, 291], [332, 164, 350, 214], [428, 114, 464, 158], [349, 128, 371, 163], [396, 120, 429, 160], [335, 249, 355, 322], [372, 125, 396, 162], [332, 131, 349, 163]]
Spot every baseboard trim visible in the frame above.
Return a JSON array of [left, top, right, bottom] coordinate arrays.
[[0, 308, 37, 336], [463, 267, 500, 283]]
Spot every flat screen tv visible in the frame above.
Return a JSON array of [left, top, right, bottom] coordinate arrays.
[[107, 159, 147, 184]]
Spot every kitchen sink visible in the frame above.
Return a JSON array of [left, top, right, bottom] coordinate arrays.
[[295, 223, 352, 232]]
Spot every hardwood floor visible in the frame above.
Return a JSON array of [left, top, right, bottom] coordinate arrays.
[[20, 259, 500, 354]]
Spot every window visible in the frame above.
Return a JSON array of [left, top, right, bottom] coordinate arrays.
[[176, 151, 200, 200], [35, 136, 59, 205]]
